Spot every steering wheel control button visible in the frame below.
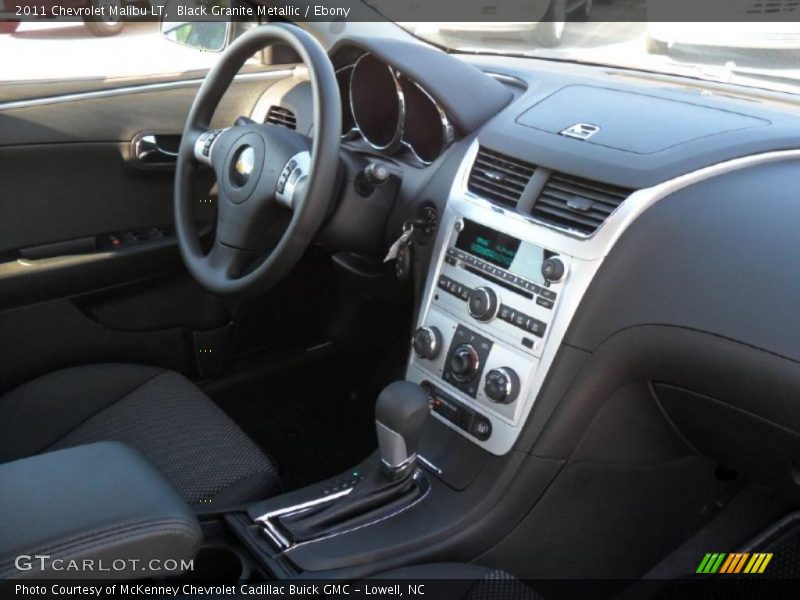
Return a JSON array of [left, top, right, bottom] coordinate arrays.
[[468, 286, 498, 321], [203, 131, 220, 155], [276, 159, 297, 194], [193, 129, 224, 164], [484, 368, 520, 404], [412, 326, 442, 360], [541, 256, 566, 282], [275, 151, 310, 210], [442, 325, 493, 397]]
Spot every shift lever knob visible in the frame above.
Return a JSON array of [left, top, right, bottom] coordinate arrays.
[[375, 381, 430, 475]]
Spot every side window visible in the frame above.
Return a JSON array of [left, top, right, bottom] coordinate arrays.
[[0, 11, 259, 83]]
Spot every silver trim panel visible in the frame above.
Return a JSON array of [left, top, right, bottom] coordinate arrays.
[[255, 472, 430, 552], [0, 70, 294, 112], [408, 139, 800, 455]]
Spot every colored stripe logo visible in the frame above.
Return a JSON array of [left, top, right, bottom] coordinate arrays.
[[696, 553, 773, 574]]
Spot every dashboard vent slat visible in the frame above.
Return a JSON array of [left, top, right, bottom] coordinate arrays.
[[531, 171, 632, 235], [265, 106, 297, 130], [468, 147, 535, 208]]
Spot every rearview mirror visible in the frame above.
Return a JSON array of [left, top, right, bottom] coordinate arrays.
[[161, 18, 231, 53]]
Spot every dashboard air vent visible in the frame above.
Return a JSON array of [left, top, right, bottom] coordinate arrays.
[[467, 147, 535, 208], [265, 106, 296, 130], [532, 172, 632, 235]]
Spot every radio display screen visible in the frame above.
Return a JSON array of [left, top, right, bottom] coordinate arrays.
[[455, 219, 545, 284]]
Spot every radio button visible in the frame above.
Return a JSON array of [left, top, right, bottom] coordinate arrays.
[[539, 288, 557, 301], [526, 318, 547, 337], [536, 296, 554, 310], [498, 305, 513, 321]]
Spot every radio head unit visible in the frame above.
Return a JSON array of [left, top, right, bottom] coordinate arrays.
[[455, 219, 554, 286]]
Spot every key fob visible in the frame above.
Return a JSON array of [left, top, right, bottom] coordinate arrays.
[[395, 241, 411, 281]]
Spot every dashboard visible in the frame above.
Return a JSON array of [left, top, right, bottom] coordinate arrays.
[[250, 36, 800, 485]]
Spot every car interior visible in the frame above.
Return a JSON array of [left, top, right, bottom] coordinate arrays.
[[1, 10, 800, 598]]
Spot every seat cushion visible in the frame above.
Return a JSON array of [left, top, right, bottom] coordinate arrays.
[[0, 364, 279, 508], [373, 564, 544, 600]]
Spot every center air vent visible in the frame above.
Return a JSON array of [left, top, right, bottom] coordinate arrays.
[[467, 147, 535, 208], [265, 106, 296, 130], [531, 171, 632, 235]]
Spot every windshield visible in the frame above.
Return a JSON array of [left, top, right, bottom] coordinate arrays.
[[395, 19, 800, 96]]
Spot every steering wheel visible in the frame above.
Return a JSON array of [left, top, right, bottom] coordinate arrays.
[[175, 24, 341, 297]]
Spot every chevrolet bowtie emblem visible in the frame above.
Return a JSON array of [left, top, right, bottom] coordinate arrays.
[[235, 147, 255, 177], [232, 146, 256, 187]]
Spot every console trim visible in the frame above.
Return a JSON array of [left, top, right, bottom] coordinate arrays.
[[408, 139, 800, 455], [255, 473, 431, 554]]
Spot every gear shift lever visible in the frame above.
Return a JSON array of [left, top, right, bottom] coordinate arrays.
[[375, 381, 431, 478], [271, 381, 431, 544]]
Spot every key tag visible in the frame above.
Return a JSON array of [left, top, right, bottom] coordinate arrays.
[[395, 237, 412, 281], [384, 222, 414, 263], [384, 222, 414, 281]]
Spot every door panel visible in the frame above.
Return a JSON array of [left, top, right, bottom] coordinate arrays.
[[0, 69, 312, 390], [0, 71, 291, 145]]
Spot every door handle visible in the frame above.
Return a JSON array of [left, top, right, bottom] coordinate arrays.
[[132, 133, 180, 164]]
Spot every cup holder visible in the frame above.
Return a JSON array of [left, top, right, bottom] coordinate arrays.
[[184, 545, 246, 581]]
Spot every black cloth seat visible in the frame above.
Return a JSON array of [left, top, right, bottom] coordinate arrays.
[[0, 364, 279, 508]]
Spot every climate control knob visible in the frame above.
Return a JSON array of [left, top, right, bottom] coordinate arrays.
[[449, 344, 480, 383], [468, 287, 498, 322], [484, 367, 520, 404], [412, 326, 442, 360]]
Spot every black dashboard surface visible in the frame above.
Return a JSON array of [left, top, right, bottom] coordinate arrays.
[[565, 158, 800, 363], [516, 84, 770, 154], [465, 54, 800, 189]]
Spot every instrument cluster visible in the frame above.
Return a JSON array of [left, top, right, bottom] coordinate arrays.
[[337, 53, 455, 165]]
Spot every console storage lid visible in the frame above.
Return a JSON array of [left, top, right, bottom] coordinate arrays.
[[0, 442, 201, 579]]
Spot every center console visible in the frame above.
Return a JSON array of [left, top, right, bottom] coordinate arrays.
[[407, 216, 568, 454], [406, 140, 617, 456]]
